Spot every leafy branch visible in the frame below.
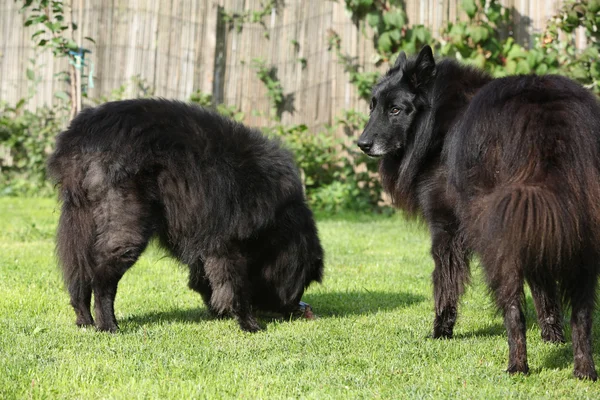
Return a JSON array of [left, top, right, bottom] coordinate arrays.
[[251, 58, 286, 120], [18, 0, 95, 118], [222, 0, 280, 36]]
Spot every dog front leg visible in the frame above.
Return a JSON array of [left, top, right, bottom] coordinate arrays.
[[431, 227, 470, 338]]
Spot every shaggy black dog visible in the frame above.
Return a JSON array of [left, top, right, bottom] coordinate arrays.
[[47, 99, 324, 333], [358, 45, 600, 380]]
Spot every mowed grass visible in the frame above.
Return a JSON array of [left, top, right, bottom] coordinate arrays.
[[1, 198, 600, 399]]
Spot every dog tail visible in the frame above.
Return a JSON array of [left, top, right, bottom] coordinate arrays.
[[47, 147, 96, 288], [472, 182, 588, 270], [56, 201, 96, 287]]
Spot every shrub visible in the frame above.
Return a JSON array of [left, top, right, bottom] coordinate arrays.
[[188, 90, 245, 122], [266, 120, 386, 213], [0, 100, 66, 196]]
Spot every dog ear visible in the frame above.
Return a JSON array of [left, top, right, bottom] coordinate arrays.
[[393, 51, 407, 68], [409, 45, 435, 87]]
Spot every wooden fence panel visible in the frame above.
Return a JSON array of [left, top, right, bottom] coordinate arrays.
[[0, 0, 583, 132]]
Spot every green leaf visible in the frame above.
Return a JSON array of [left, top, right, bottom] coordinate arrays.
[[570, 64, 590, 80], [516, 59, 531, 74], [414, 26, 430, 43], [54, 91, 70, 101], [461, 0, 477, 19], [467, 25, 489, 44], [486, 7, 501, 22], [582, 47, 599, 59], [562, 23, 575, 33], [26, 69, 35, 81], [591, 61, 600, 79], [15, 98, 27, 110], [377, 32, 393, 53], [506, 44, 528, 60], [403, 41, 416, 55], [501, 36, 514, 54], [31, 29, 45, 39], [535, 63, 548, 75], [33, 15, 48, 24], [66, 39, 78, 50], [366, 11, 381, 30], [389, 29, 401, 42], [505, 59, 517, 74], [467, 52, 486, 69], [383, 10, 405, 29], [448, 23, 466, 43], [529, 49, 544, 66], [566, 10, 579, 25]]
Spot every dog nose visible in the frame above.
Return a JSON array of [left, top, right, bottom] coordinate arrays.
[[357, 140, 372, 152]]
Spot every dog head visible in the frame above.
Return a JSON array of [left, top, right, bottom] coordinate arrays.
[[249, 199, 324, 314], [357, 45, 436, 157]]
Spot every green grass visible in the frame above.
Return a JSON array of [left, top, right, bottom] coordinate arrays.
[[1, 198, 599, 399]]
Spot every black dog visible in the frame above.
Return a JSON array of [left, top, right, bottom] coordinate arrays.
[[358, 45, 600, 380], [48, 99, 324, 333]]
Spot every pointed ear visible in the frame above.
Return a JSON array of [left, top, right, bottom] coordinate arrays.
[[393, 51, 407, 68], [409, 45, 435, 87]]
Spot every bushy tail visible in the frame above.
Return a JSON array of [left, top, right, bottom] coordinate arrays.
[[56, 202, 96, 287], [48, 149, 96, 287], [472, 184, 584, 268]]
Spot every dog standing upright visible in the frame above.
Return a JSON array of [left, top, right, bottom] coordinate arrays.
[[358, 45, 600, 379], [48, 99, 324, 333]]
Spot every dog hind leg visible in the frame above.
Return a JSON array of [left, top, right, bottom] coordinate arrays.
[[568, 260, 598, 380], [527, 277, 564, 343], [487, 258, 529, 374], [56, 202, 95, 327], [90, 186, 154, 332]]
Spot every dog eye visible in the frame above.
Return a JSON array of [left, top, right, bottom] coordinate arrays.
[[390, 107, 401, 115]]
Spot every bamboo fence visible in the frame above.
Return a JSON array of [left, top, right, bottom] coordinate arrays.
[[0, 0, 585, 131]]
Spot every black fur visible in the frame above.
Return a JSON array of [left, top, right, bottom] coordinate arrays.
[[358, 45, 600, 380], [47, 99, 324, 333]]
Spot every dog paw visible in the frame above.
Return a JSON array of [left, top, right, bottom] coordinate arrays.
[[238, 317, 263, 333], [541, 331, 565, 344], [540, 326, 565, 344], [432, 327, 453, 339], [75, 318, 94, 328], [95, 321, 119, 333], [574, 366, 598, 381], [506, 363, 529, 375]]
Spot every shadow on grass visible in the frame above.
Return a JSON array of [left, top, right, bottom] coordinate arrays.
[[302, 290, 426, 317], [121, 307, 214, 328], [119, 290, 425, 330], [537, 344, 573, 373], [452, 295, 544, 339], [535, 309, 600, 373], [452, 323, 506, 339], [534, 330, 600, 375]]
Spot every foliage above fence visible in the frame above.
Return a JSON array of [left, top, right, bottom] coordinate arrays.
[[336, 0, 600, 96]]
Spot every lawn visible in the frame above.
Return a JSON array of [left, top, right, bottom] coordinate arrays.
[[1, 198, 599, 399]]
